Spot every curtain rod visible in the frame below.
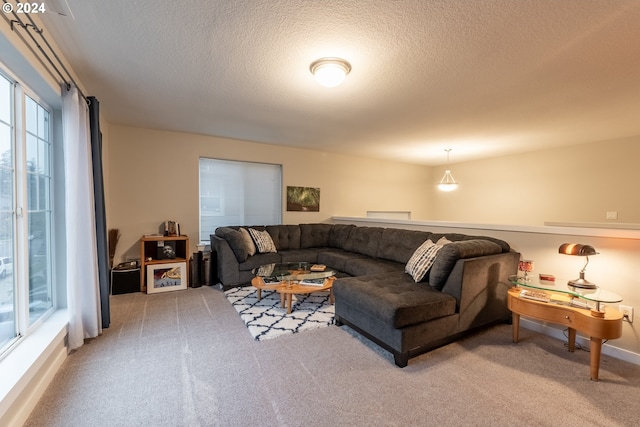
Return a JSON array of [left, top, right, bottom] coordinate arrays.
[[2, 0, 89, 104]]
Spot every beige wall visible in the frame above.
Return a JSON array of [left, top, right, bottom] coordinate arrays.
[[106, 124, 432, 261], [430, 136, 640, 225]]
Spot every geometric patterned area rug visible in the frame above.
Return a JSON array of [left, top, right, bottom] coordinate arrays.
[[224, 286, 335, 341]]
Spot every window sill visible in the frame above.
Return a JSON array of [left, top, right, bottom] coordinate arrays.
[[0, 309, 68, 424]]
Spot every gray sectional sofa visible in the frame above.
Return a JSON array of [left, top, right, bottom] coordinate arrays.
[[211, 223, 519, 366]]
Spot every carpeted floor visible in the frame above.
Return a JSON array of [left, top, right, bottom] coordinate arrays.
[[24, 286, 640, 427]]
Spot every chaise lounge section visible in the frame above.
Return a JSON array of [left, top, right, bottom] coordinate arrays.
[[211, 223, 519, 366]]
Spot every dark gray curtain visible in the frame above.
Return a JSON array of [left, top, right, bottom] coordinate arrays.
[[88, 96, 110, 328]]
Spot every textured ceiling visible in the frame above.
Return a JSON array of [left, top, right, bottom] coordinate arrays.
[[40, 0, 640, 165]]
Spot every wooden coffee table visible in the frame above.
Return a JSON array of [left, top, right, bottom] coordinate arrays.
[[275, 277, 335, 314], [251, 263, 336, 314]]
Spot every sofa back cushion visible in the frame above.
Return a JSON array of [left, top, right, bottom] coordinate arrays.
[[300, 223, 333, 248], [239, 227, 256, 256], [266, 225, 301, 251], [328, 224, 355, 248], [462, 235, 510, 252], [214, 227, 250, 263], [429, 239, 503, 290], [342, 226, 384, 258], [428, 232, 510, 253], [376, 228, 432, 263]]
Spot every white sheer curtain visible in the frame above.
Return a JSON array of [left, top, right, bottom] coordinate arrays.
[[62, 85, 102, 350]]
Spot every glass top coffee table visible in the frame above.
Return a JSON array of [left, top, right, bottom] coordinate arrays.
[[251, 262, 336, 314]]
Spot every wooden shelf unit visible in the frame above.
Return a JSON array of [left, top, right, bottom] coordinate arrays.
[[140, 235, 189, 292]]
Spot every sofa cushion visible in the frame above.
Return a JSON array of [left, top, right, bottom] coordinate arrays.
[[249, 228, 277, 253], [215, 227, 250, 263], [279, 249, 320, 264], [341, 257, 405, 277], [300, 223, 333, 248], [462, 235, 510, 253], [429, 239, 503, 290], [376, 228, 432, 263], [342, 226, 384, 258], [317, 249, 369, 272], [266, 225, 301, 251], [328, 224, 355, 248], [333, 272, 457, 328], [405, 239, 444, 282], [239, 227, 256, 256], [429, 233, 510, 253]]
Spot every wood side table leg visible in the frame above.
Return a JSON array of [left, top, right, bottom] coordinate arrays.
[[512, 313, 520, 343], [329, 287, 335, 304], [287, 294, 293, 314], [590, 337, 603, 381], [567, 328, 576, 352]]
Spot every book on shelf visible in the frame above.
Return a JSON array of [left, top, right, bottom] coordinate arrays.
[[164, 220, 180, 236]]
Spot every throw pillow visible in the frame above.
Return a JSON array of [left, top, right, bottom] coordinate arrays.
[[239, 227, 256, 256], [405, 239, 445, 283], [248, 228, 277, 253]]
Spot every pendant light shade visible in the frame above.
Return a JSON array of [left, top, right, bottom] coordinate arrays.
[[438, 149, 458, 191]]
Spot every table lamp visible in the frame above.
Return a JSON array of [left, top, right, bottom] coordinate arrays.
[[558, 243, 598, 289], [518, 259, 534, 282]]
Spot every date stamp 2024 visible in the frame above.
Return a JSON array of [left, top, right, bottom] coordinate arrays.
[[3, 2, 47, 14]]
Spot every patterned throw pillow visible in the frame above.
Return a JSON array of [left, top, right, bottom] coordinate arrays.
[[239, 227, 256, 256], [248, 228, 277, 253], [405, 239, 445, 282]]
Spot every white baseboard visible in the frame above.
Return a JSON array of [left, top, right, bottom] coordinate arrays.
[[520, 318, 640, 366]]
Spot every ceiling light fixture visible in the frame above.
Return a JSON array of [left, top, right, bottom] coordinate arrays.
[[310, 57, 351, 88], [438, 148, 459, 192]]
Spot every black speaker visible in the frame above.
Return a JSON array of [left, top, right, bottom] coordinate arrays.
[[191, 251, 204, 288], [111, 268, 140, 295]]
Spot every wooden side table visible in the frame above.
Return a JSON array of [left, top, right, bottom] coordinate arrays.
[[507, 287, 623, 381]]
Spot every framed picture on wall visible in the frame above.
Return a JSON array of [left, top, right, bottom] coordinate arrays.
[[146, 262, 187, 294], [286, 186, 320, 211]]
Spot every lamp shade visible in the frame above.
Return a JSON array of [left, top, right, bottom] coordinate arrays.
[[558, 243, 598, 256], [438, 149, 458, 191], [438, 170, 458, 191]]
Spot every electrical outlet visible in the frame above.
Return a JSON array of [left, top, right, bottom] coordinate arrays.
[[606, 211, 618, 220], [619, 305, 633, 323]]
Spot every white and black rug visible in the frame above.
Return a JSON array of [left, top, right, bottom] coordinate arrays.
[[224, 286, 335, 341]]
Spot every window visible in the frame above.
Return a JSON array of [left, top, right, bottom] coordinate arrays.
[[199, 158, 282, 242], [0, 71, 54, 354]]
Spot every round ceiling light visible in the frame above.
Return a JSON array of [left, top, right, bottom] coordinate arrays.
[[310, 58, 351, 88]]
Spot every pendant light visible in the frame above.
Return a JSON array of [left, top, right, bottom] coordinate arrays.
[[438, 148, 458, 192]]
